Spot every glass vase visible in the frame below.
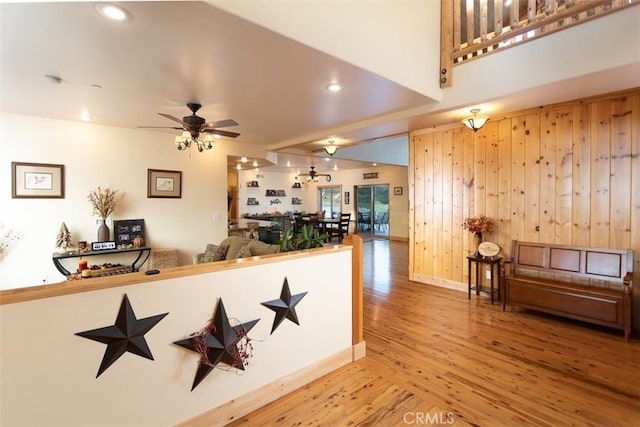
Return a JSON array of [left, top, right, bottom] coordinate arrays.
[[473, 232, 482, 257]]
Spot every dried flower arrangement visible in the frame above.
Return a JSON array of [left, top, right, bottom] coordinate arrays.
[[462, 215, 494, 234], [87, 186, 124, 219], [190, 320, 254, 369]]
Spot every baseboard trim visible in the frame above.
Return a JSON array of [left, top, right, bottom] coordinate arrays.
[[178, 342, 366, 426], [412, 274, 466, 293]]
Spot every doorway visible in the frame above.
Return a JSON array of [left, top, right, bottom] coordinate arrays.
[[355, 185, 389, 237], [317, 185, 342, 218]]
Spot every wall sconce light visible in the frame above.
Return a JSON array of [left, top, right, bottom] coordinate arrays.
[[323, 140, 340, 156], [462, 108, 489, 132]]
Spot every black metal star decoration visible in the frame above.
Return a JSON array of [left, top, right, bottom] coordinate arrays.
[[261, 277, 308, 334], [75, 294, 169, 378], [174, 298, 259, 391]]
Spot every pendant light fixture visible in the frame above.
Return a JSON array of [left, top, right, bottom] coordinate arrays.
[[323, 140, 340, 156], [462, 108, 489, 132]]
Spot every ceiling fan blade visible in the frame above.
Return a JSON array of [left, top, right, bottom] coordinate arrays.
[[158, 113, 189, 127], [202, 119, 238, 129], [202, 129, 240, 138], [137, 126, 184, 130]]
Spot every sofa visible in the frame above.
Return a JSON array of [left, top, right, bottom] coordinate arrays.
[[193, 236, 280, 264]]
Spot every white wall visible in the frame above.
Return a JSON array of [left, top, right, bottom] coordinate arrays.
[[0, 113, 266, 289], [0, 250, 353, 426], [237, 169, 301, 217]]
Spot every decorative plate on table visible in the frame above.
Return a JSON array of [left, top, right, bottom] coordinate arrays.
[[478, 241, 500, 258]]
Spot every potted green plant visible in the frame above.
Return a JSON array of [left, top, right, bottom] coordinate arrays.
[[277, 224, 328, 252]]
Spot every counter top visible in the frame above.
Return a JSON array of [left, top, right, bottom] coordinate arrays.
[[1, 244, 350, 305]]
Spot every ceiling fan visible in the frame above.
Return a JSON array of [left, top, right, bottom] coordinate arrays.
[[297, 166, 332, 183], [139, 102, 240, 142]]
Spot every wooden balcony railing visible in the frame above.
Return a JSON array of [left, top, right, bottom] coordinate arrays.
[[440, 0, 639, 87]]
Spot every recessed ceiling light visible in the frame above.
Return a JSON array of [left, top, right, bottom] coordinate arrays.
[[372, 163, 378, 166], [80, 111, 92, 122], [241, 157, 248, 163], [236, 164, 242, 170], [326, 83, 342, 92], [252, 161, 258, 167], [95, 3, 131, 21]]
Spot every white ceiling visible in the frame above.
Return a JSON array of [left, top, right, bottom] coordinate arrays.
[[1, 2, 638, 171], [0, 1, 431, 170]]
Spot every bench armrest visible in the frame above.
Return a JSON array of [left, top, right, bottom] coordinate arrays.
[[623, 272, 633, 288], [501, 258, 513, 277]]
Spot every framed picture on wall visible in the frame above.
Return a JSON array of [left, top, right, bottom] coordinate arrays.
[[147, 169, 182, 198], [344, 191, 350, 205], [394, 187, 403, 196], [11, 162, 65, 198]]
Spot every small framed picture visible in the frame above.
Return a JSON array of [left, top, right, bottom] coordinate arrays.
[[344, 191, 350, 205], [394, 186, 403, 196], [12, 162, 65, 198], [148, 169, 182, 198]]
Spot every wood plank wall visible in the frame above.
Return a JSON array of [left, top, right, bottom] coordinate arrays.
[[409, 89, 640, 327]]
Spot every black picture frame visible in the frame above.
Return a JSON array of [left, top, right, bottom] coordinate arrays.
[[114, 219, 145, 247]]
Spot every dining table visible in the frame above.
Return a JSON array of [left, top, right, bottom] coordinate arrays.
[[300, 217, 340, 237]]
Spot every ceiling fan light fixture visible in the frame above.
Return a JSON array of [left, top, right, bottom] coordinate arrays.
[[462, 108, 489, 132], [140, 103, 240, 153], [297, 166, 332, 184], [323, 140, 340, 156], [174, 131, 215, 152]]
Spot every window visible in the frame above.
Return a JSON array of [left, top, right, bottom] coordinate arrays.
[[317, 186, 341, 218]]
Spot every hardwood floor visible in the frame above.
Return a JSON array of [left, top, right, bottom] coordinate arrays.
[[230, 240, 640, 426]]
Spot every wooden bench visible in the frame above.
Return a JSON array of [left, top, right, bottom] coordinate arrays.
[[503, 241, 633, 340]]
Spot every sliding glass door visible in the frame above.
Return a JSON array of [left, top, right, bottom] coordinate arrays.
[[355, 185, 389, 236]]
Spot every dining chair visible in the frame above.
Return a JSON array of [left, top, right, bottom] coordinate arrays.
[[327, 213, 351, 243], [357, 212, 369, 232], [374, 211, 390, 231], [292, 212, 303, 233]]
